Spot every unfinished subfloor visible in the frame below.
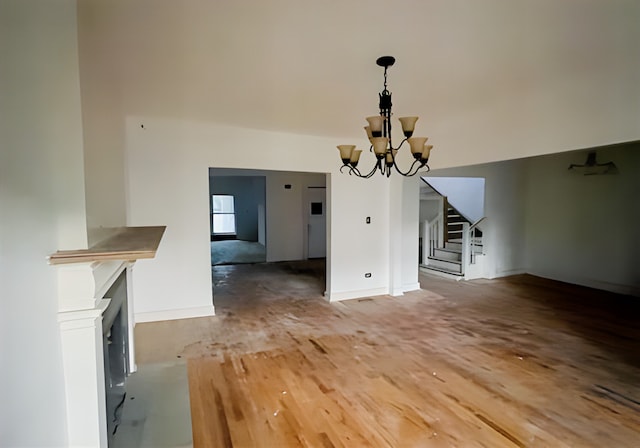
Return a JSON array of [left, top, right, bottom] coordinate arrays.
[[134, 260, 640, 447]]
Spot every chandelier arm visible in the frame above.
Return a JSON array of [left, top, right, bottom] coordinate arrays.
[[344, 165, 363, 177], [393, 158, 428, 177], [393, 158, 419, 176], [409, 162, 430, 177], [394, 138, 408, 151], [356, 160, 380, 179], [375, 159, 382, 177]]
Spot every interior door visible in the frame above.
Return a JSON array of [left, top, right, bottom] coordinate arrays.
[[307, 187, 326, 258]]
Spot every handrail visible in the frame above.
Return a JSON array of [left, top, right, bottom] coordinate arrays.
[[469, 217, 486, 232], [467, 217, 486, 267]]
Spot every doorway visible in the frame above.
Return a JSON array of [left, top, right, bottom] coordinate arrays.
[[208, 168, 329, 306]]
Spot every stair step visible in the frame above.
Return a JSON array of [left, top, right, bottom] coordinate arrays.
[[420, 265, 463, 279], [446, 241, 462, 250], [427, 256, 462, 273], [444, 241, 484, 253], [448, 238, 483, 243], [433, 248, 462, 261]]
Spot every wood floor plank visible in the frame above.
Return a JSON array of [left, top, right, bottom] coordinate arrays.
[[141, 261, 640, 447]]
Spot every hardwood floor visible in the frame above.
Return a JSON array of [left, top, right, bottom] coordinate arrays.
[[135, 261, 640, 447]]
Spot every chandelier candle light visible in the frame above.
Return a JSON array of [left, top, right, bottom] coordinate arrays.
[[337, 56, 434, 178]]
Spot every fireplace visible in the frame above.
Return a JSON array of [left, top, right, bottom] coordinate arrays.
[[102, 271, 130, 442], [50, 226, 165, 447]]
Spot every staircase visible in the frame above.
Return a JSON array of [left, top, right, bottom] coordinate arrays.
[[421, 202, 484, 278]]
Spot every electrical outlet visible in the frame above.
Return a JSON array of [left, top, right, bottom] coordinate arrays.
[[365, 273, 372, 278]]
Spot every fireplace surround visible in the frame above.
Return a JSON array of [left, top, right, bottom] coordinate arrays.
[[50, 226, 165, 447]]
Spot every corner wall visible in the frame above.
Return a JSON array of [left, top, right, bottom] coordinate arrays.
[[0, 1, 88, 445], [78, 0, 128, 245], [426, 143, 640, 296], [524, 144, 640, 296]]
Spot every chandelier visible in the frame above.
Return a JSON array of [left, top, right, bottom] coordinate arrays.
[[337, 56, 434, 178]]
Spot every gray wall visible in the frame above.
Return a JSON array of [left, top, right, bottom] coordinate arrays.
[[524, 144, 640, 296], [428, 142, 640, 295], [209, 176, 265, 241], [419, 198, 443, 223]]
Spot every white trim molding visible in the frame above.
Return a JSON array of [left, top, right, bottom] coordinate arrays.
[[55, 260, 132, 447], [327, 287, 389, 302], [135, 305, 215, 323]]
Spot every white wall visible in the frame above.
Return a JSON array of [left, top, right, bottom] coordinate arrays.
[[125, 117, 397, 320], [525, 144, 640, 296], [265, 171, 326, 262], [401, 177, 421, 291], [265, 171, 303, 262], [420, 198, 443, 223], [0, 1, 88, 445], [77, 0, 127, 245]]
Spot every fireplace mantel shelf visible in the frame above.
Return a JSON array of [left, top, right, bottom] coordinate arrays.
[[48, 226, 166, 265]]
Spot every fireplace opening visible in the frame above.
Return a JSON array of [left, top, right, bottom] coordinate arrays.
[[102, 271, 130, 444]]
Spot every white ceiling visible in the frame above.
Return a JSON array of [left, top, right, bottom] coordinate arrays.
[[79, 0, 640, 163]]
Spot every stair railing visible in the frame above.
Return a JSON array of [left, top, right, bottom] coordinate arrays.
[[428, 212, 444, 258], [467, 217, 486, 265]]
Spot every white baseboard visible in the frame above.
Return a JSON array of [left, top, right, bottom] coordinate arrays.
[[528, 271, 639, 297], [403, 282, 421, 293], [135, 305, 215, 323], [328, 287, 389, 302], [489, 268, 527, 279]]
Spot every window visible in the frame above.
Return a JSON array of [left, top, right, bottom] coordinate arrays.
[[212, 195, 236, 235]]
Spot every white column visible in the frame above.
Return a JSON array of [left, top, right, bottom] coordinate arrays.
[[126, 265, 137, 373], [422, 220, 430, 265], [388, 175, 404, 296], [58, 304, 109, 447]]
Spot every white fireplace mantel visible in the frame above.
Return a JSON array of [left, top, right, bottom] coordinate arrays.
[[50, 226, 165, 447]]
